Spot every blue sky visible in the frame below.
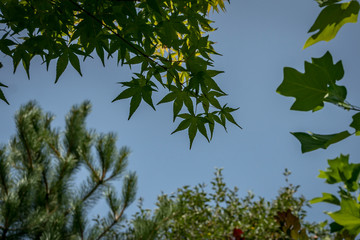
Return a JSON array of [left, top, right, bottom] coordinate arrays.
[[1, 0, 360, 223]]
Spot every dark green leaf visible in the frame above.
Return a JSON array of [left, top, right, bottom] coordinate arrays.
[[350, 113, 360, 136], [0, 82, 9, 105], [172, 118, 191, 134], [69, 51, 82, 76], [141, 87, 156, 110], [128, 93, 142, 120], [157, 92, 177, 105], [112, 88, 139, 102], [196, 117, 209, 142], [291, 131, 351, 153], [183, 95, 194, 115], [126, 56, 143, 65], [277, 52, 345, 111], [173, 97, 183, 122], [96, 43, 105, 67], [304, 1, 360, 48], [188, 120, 197, 149], [55, 52, 69, 83], [146, 0, 162, 14]]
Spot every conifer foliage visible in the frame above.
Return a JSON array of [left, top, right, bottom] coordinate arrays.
[[0, 101, 137, 239]]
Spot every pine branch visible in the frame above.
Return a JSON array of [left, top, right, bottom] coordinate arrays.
[[95, 205, 126, 240], [42, 171, 50, 212]]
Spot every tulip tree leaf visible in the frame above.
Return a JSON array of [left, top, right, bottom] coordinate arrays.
[[329, 198, 360, 236], [317, 154, 360, 192], [350, 113, 360, 136], [291, 131, 351, 153], [304, 1, 360, 48], [310, 192, 340, 205], [277, 52, 346, 111]]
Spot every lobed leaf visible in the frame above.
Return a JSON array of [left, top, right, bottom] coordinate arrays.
[[304, 1, 360, 48], [318, 154, 360, 191], [350, 113, 360, 136], [277, 52, 346, 111], [329, 198, 360, 236]]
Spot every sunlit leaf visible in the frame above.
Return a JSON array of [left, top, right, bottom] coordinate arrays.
[[310, 192, 340, 205], [318, 154, 360, 191], [304, 1, 360, 48], [329, 198, 360, 236]]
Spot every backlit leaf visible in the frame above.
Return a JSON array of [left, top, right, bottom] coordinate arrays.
[[310, 192, 340, 205], [304, 1, 360, 48], [318, 154, 360, 191], [329, 198, 360, 236]]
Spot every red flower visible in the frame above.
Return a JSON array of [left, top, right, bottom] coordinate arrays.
[[233, 228, 245, 240]]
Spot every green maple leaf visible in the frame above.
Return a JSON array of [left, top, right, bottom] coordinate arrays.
[[277, 51, 345, 111], [112, 76, 157, 119], [304, 1, 360, 48], [0, 82, 9, 105]]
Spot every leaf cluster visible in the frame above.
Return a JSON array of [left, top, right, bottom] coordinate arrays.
[[0, 101, 137, 239], [0, 0, 240, 148], [124, 169, 332, 239], [310, 155, 360, 238]]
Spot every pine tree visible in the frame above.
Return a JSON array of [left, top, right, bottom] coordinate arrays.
[[0, 101, 137, 239]]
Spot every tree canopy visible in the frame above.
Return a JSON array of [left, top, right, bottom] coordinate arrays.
[[0, 0, 240, 148]]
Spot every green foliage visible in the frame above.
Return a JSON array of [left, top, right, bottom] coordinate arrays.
[[311, 155, 360, 238], [277, 0, 360, 237], [0, 0, 240, 147], [0, 101, 137, 239], [277, 40, 359, 154], [125, 169, 332, 239], [304, 1, 360, 48]]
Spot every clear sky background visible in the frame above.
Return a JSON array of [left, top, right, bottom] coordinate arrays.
[[1, 0, 360, 223]]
